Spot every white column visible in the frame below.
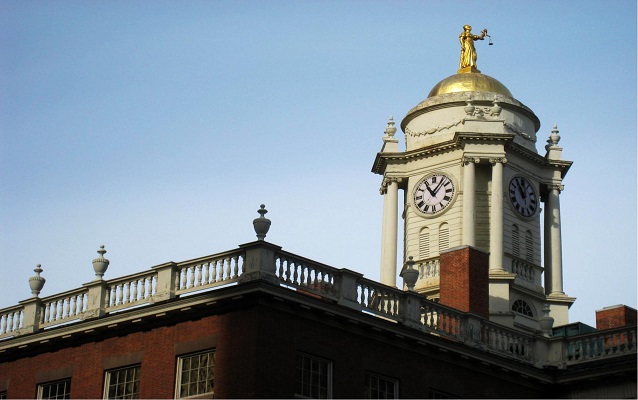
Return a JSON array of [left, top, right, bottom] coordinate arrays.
[[544, 185, 564, 295], [489, 158, 506, 272], [462, 157, 478, 247], [380, 178, 399, 287]]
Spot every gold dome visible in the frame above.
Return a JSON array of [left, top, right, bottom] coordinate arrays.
[[428, 72, 512, 98]]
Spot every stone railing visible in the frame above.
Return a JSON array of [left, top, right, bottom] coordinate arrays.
[[0, 240, 635, 370], [417, 257, 440, 279], [0, 248, 246, 339], [562, 326, 637, 365]]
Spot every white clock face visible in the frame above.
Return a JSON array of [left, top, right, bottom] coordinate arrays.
[[509, 177, 537, 217], [413, 173, 455, 215]]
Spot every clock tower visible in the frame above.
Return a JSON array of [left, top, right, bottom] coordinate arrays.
[[372, 27, 575, 331]]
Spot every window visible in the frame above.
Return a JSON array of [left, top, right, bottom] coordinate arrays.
[[0, 391, 7, 399], [37, 379, 71, 399], [104, 365, 140, 399], [512, 299, 534, 317], [525, 230, 533, 262], [512, 224, 520, 257], [175, 350, 215, 398], [438, 223, 449, 253], [365, 373, 398, 399], [295, 353, 332, 399], [419, 228, 430, 259]]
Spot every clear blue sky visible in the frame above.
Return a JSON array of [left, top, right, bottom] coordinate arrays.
[[1, 0, 636, 326]]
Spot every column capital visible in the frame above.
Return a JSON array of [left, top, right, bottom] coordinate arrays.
[[462, 156, 480, 165], [379, 176, 402, 194], [489, 157, 507, 165], [547, 183, 564, 192]]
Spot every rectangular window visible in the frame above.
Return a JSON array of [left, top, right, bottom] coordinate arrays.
[[175, 350, 215, 398], [37, 379, 71, 399], [365, 373, 398, 399], [104, 365, 141, 399], [295, 353, 332, 399], [0, 391, 7, 399]]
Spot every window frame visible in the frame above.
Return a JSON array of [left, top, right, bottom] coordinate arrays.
[[103, 364, 141, 399], [37, 379, 71, 399], [174, 349, 215, 399], [364, 372, 399, 399], [295, 352, 333, 399]]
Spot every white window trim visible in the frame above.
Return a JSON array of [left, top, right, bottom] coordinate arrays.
[[174, 349, 215, 399], [103, 364, 141, 399], [295, 352, 333, 399], [365, 372, 399, 399], [37, 379, 71, 399]]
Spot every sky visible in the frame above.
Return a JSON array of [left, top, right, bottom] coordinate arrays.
[[1, 0, 636, 327]]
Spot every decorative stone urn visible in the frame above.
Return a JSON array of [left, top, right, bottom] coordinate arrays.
[[464, 100, 475, 116], [92, 245, 110, 280], [401, 256, 419, 292], [253, 204, 271, 241], [539, 304, 555, 337], [29, 264, 46, 297]]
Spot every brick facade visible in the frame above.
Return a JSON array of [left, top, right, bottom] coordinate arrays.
[[0, 291, 551, 399], [596, 305, 638, 331], [439, 246, 489, 319]]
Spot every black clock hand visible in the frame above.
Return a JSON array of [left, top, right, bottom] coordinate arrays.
[[432, 179, 446, 196], [516, 183, 527, 203], [424, 181, 436, 196]]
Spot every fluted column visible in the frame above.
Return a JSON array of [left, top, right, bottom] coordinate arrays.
[[489, 158, 506, 271], [544, 184, 564, 295], [462, 157, 479, 246], [380, 177, 400, 287]]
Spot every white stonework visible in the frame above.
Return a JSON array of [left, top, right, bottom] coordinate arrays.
[[373, 72, 575, 333]]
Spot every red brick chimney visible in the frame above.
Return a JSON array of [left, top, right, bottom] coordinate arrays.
[[439, 246, 489, 319], [595, 305, 637, 330]]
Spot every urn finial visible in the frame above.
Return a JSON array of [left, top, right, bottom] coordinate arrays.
[[384, 116, 397, 138], [29, 264, 46, 297], [401, 256, 419, 292], [253, 204, 271, 241], [539, 304, 555, 338], [92, 245, 110, 280]]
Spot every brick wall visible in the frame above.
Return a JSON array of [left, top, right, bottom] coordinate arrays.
[[439, 246, 489, 318], [596, 305, 637, 330]]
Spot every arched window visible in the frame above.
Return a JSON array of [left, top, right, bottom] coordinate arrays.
[[438, 223, 449, 253], [419, 227, 430, 259], [512, 299, 534, 317], [512, 224, 520, 257]]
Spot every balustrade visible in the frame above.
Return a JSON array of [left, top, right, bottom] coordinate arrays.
[[356, 279, 402, 321], [106, 272, 157, 311], [0, 306, 23, 338], [420, 300, 463, 339], [564, 326, 636, 364], [175, 251, 244, 295], [40, 289, 88, 327], [275, 252, 337, 299], [418, 258, 440, 279], [1, 241, 636, 373]]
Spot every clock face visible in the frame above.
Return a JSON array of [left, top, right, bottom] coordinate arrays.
[[509, 177, 538, 217], [413, 173, 455, 215]]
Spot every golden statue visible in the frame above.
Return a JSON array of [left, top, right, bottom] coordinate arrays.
[[458, 25, 488, 73]]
